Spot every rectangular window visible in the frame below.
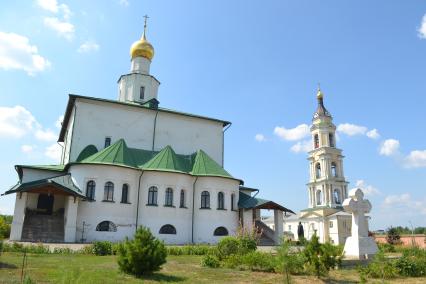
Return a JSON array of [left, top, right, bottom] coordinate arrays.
[[104, 137, 111, 148], [329, 221, 334, 228], [288, 225, 291, 231], [140, 86, 145, 100], [231, 194, 235, 211]]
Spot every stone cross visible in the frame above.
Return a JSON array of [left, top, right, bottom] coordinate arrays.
[[343, 188, 371, 238], [342, 188, 378, 260]]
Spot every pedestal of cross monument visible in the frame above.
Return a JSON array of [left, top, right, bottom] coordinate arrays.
[[343, 188, 378, 260]]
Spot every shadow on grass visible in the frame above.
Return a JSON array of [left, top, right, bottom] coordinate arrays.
[[0, 262, 18, 269], [141, 273, 186, 282], [322, 278, 358, 284]]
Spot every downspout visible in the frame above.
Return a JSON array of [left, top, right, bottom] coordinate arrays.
[[152, 110, 159, 151], [191, 176, 199, 244], [222, 123, 232, 167], [135, 170, 145, 232]]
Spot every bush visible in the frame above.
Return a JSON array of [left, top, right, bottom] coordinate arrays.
[[167, 245, 214, 256], [358, 251, 398, 280], [386, 227, 401, 245], [92, 241, 113, 256], [79, 245, 95, 255], [236, 225, 259, 254], [276, 239, 306, 280], [395, 247, 426, 277], [378, 242, 396, 253], [0, 216, 11, 239], [303, 234, 342, 277], [117, 226, 167, 276], [201, 254, 220, 268], [217, 237, 240, 259], [241, 251, 276, 272]]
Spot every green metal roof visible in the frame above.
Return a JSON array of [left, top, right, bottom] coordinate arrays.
[[3, 174, 85, 198], [238, 192, 295, 213], [13, 139, 240, 183], [76, 145, 98, 162]]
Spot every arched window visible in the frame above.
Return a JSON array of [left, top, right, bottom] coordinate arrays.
[[329, 133, 335, 147], [316, 190, 322, 205], [86, 180, 96, 200], [217, 192, 225, 209], [201, 191, 210, 209], [214, 226, 228, 236], [231, 193, 235, 211], [159, 224, 176, 234], [180, 189, 185, 208], [331, 162, 337, 177], [104, 182, 114, 201], [334, 189, 341, 204], [96, 221, 117, 232], [121, 184, 129, 203], [147, 186, 158, 205], [165, 188, 173, 206], [314, 134, 319, 149], [315, 163, 321, 179]]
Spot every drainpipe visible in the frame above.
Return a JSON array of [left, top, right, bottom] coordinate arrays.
[[222, 123, 232, 167], [135, 170, 145, 232], [191, 177, 199, 244], [152, 110, 159, 151]]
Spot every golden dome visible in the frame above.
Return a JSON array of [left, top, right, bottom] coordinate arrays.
[[130, 36, 154, 60], [316, 88, 323, 99]]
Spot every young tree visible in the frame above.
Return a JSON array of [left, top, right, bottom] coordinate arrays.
[[386, 227, 401, 245]]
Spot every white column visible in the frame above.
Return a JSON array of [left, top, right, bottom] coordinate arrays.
[[273, 210, 284, 245], [64, 196, 79, 242], [10, 193, 27, 241], [242, 209, 253, 232]]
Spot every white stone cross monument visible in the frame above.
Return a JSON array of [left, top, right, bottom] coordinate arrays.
[[343, 188, 378, 260]]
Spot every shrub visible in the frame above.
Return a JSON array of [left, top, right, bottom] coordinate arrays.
[[359, 250, 398, 280], [117, 226, 167, 276], [276, 239, 306, 281], [201, 254, 220, 268], [92, 241, 113, 256], [167, 245, 214, 256], [378, 242, 396, 253], [79, 245, 94, 255], [0, 216, 11, 239], [241, 251, 276, 272], [395, 247, 426, 277], [386, 227, 401, 245], [236, 225, 259, 254], [217, 237, 240, 259]]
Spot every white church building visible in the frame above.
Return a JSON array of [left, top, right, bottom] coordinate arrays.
[[264, 89, 355, 245], [3, 23, 293, 244]]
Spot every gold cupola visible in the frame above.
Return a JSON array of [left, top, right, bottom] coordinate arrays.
[[130, 16, 154, 61]]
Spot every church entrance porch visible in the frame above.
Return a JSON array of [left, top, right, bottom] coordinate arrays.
[[3, 174, 85, 243]]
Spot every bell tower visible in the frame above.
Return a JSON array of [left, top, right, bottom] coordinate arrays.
[[307, 88, 349, 209], [118, 15, 160, 104]]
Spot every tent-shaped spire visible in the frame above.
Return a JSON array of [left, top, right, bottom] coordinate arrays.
[[143, 145, 190, 173], [81, 139, 137, 167], [191, 150, 233, 178]]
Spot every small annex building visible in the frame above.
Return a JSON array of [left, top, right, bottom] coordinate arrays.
[[3, 24, 293, 244]]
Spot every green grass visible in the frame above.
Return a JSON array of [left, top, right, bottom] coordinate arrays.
[[1, 252, 426, 283]]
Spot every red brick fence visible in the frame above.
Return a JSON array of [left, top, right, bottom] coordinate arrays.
[[374, 234, 426, 248]]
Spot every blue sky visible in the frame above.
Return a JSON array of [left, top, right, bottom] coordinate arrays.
[[0, 0, 425, 229]]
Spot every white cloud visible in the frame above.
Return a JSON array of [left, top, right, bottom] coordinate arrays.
[[383, 193, 426, 215], [119, 0, 129, 6], [55, 115, 64, 129], [44, 17, 75, 40], [77, 41, 100, 53], [379, 139, 400, 156], [290, 140, 312, 153], [404, 150, 426, 168], [0, 31, 50, 75], [274, 124, 310, 141], [255, 134, 266, 142], [21, 144, 35, 153], [44, 143, 62, 161], [418, 14, 426, 39], [37, 0, 71, 19], [355, 180, 380, 196], [35, 129, 57, 142], [0, 106, 38, 138], [337, 123, 367, 136], [366, 129, 380, 140]]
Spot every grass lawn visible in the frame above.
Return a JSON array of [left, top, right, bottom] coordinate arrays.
[[1, 252, 426, 283]]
